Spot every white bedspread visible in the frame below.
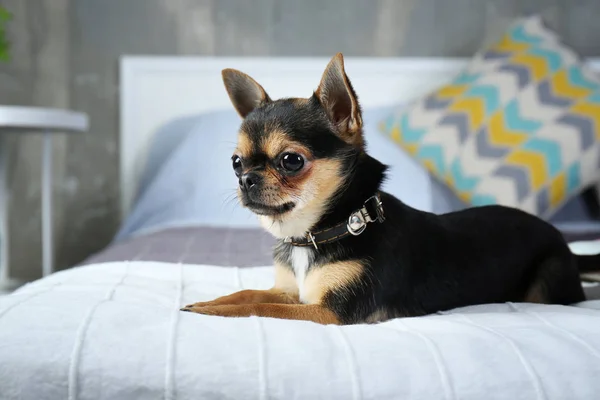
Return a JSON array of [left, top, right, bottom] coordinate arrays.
[[1, 262, 600, 400]]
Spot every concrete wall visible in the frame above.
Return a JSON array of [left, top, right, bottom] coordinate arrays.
[[1, 0, 599, 281]]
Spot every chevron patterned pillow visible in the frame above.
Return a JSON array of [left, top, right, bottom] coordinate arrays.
[[379, 15, 600, 219]]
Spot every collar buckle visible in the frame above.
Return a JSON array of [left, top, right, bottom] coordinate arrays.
[[363, 194, 386, 224], [306, 232, 319, 251], [347, 194, 385, 236], [347, 210, 367, 236]]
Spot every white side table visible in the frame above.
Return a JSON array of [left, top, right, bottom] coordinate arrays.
[[0, 106, 89, 291]]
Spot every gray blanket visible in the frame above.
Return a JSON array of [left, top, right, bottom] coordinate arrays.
[[83, 226, 275, 267]]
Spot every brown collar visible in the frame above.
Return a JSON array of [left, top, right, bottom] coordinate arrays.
[[283, 193, 385, 250]]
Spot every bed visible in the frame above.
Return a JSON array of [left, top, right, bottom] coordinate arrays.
[[2, 56, 600, 400]]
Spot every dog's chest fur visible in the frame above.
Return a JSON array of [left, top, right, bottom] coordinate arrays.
[[290, 246, 313, 303]]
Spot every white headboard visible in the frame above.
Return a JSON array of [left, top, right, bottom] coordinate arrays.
[[119, 56, 600, 219]]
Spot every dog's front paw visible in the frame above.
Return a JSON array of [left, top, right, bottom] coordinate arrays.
[[181, 301, 212, 310], [180, 304, 255, 318], [181, 306, 221, 316]]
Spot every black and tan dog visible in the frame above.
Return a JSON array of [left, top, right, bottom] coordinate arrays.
[[182, 53, 600, 325]]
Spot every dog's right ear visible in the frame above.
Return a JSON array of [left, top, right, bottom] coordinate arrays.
[[222, 69, 271, 118]]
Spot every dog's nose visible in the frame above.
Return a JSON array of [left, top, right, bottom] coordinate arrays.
[[240, 172, 261, 191]]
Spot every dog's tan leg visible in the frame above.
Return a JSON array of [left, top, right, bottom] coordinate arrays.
[[182, 288, 298, 310], [182, 303, 340, 325], [182, 264, 298, 309]]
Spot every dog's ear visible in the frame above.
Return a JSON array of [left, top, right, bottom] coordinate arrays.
[[222, 69, 272, 118], [315, 53, 363, 147]]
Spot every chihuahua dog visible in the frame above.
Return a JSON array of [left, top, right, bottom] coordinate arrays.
[[182, 53, 599, 325]]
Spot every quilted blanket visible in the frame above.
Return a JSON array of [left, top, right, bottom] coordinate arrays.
[[1, 261, 599, 400]]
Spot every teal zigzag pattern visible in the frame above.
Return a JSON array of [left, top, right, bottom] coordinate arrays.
[[448, 159, 479, 193], [416, 145, 446, 175], [521, 137, 562, 178], [463, 84, 501, 116], [507, 23, 544, 46], [504, 101, 542, 133]]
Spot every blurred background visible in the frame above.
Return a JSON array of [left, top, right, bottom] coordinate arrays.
[[1, 0, 600, 283]]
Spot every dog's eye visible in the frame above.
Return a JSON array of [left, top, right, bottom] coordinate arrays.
[[280, 153, 304, 172], [232, 156, 242, 176]]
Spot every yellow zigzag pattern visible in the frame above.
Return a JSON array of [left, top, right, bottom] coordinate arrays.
[[510, 53, 550, 81], [490, 34, 531, 54], [435, 84, 468, 99], [549, 172, 567, 208], [506, 149, 548, 190], [457, 191, 473, 204], [423, 160, 439, 175], [551, 70, 595, 99], [390, 126, 419, 155], [449, 97, 485, 132], [570, 102, 600, 139], [390, 126, 401, 142], [404, 143, 419, 155], [441, 161, 467, 200], [488, 111, 527, 147]]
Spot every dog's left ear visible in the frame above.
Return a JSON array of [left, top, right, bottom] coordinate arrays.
[[315, 53, 363, 147]]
